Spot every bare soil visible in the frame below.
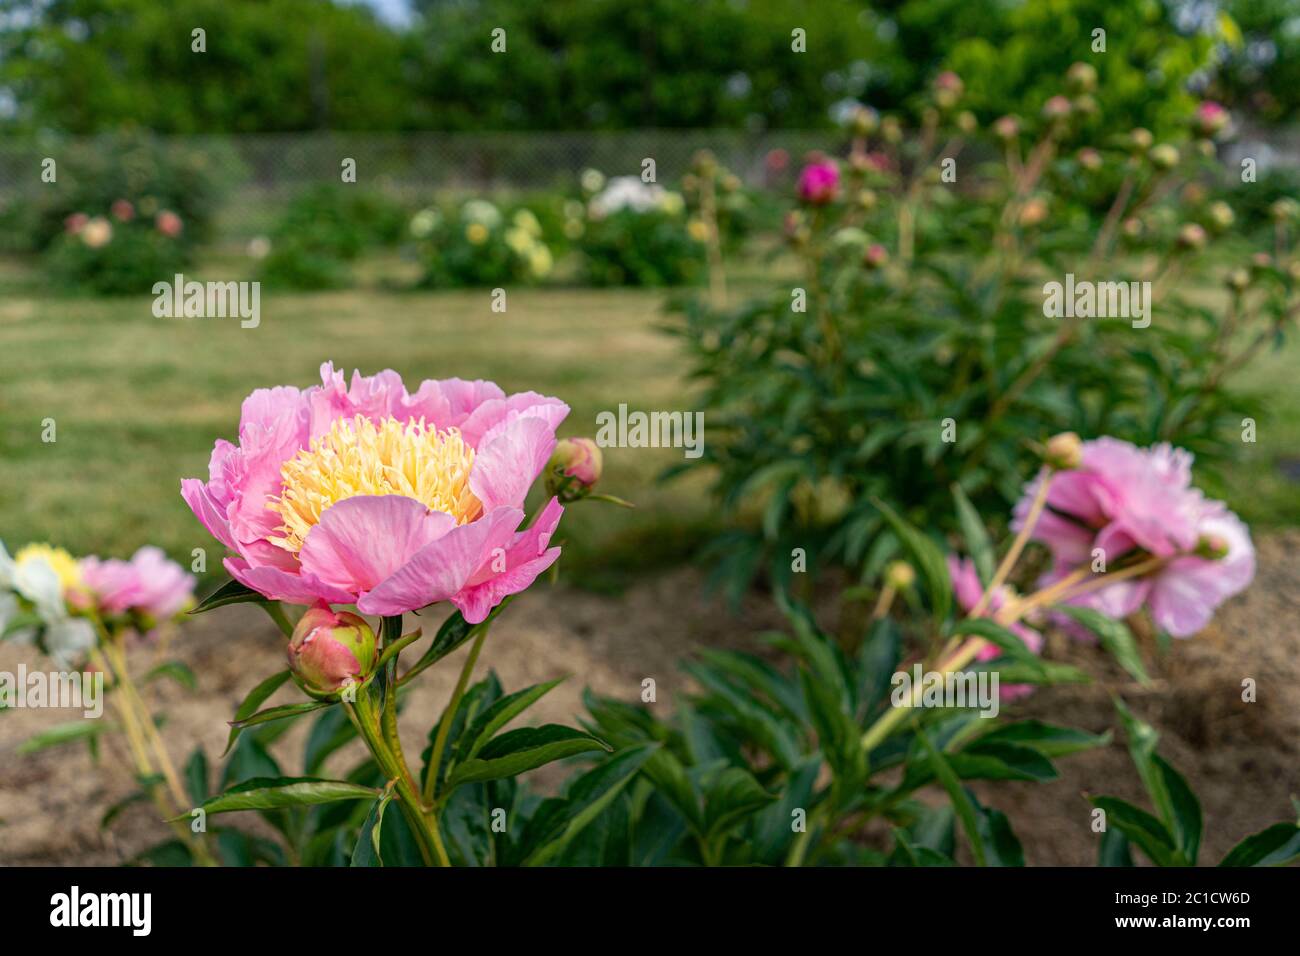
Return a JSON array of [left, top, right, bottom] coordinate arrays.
[[2, 533, 1297, 867]]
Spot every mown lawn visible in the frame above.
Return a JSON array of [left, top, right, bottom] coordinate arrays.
[[2, 255, 1298, 600], [0, 272, 721, 592]]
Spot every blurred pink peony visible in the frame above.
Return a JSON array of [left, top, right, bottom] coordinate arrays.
[[1013, 437, 1254, 637], [64, 212, 89, 235], [1193, 101, 1229, 138], [79, 546, 196, 621], [110, 199, 135, 222], [182, 363, 568, 622], [948, 555, 1041, 700], [156, 210, 183, 237], [797, 158, 840, 205]]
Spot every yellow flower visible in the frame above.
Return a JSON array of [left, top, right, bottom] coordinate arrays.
[[687, 218, 710, 242], [465, 222, 489, 245], [14, 543, 83, 595]]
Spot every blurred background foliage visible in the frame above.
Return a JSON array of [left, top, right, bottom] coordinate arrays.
[[0, 0, 1295, 135]]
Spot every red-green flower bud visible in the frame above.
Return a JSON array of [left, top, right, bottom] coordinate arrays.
[[1192, 101, 1229, 138], [1042, 95, 1072, 122], [1177, 222, 1207, 250], [1076, 147, 1102, 171], [1019, 197, 1049, 228], [993, 115, 1020, 141], [933, 71, 963, 110], [287, 602, 377, 699], [863, 243, 888, 269], [546, 437, 603, 501], [1194, 534, 1230, 560], [1271, 198, 1299, 222]]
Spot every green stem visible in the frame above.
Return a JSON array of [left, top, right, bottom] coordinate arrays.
[[423, 625, 489, 805], [349, 687, 441, 867]]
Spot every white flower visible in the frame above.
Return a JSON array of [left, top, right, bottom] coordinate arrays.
[[409, 208, 439, 239], [588, 177, 668, 220], [461, 199, 502, 229], [580, 168, 606, 194]]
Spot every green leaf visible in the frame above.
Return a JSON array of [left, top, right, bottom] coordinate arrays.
[[141, 661, 197, 691], [303, 705, 358, 776], [18, 719, 111, 754], [521, 743, 658, 866], [1099, 828, 1135, 867], [183, 747, 209, 806], [101, 792, 149, 830], [972, 795, 1024, 866], [973, 720, 1110, 758], [703, 767, 776, 839], [190, 578, 270, 614], [1089, 796, 1179, 867], [351, 794, 424, 867], [401, 603, 507, 687], [1154, 754, 1202, 865], [1113, 699, 1173, 832], [918, 730, 985, 866], [872, 498, 951, 623], [446, 725, 609, 789], [1218, 823, 1300, 867], [856, 616, 902, 718], [229, 701, 329, 731], [460, 677, 566, 760], [951, 483, 994, 587], [175, 776, 379, 819], [1055, 606, 1150, 685], [224, 670, 292, 756]]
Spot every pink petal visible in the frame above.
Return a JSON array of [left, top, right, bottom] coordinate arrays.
[[459, 393, 570, 448], [468, 416, 559, 511], [181, 478, 237, 551], [356, 507, 524, 615], [452, 498, 564, 623], [223, 557, 355, 607], [298, 495, 457, 594]]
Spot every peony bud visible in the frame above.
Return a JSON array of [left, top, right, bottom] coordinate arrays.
[[1129, 128, 1154, 152], [851, 105, 879, 137], [1225, 268, 1250, 293], [1270, 198, 1299, 222], [1076, 147, 1102, 172], [1206, 201, 1234, 232], [1066, 62, 1098, 94], [956, 110, 977, 135], [932, 71, 963, 110], [1042, 95, 1072, 122], [1194, 534, 1230, 561], [1148, 144, 1180, 170], [1177, 223, 1207, 250], [1044, 432, 1083, 470], [546, 438, 603, 501], [885, 561, 916, 590], [1192, 101, 1229, 138], [992, 115, 1020, 141], [863, 243, 888, 269], [881, 116, 903, 145], [287, 602, 377, 699], [1018, 197, 1049, 228]]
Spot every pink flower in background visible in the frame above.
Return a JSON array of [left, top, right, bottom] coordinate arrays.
[[797, 157, 840, 205], [1013, 437, 1254, 637], [182, 363, 568, 622], [110, 199, 136, 222], [79, 546, 196, 621], [156, 210, 183, 237], [948, 555, 1042, 700], [765, 148, 790, 177], [64, 212, 89, 235], [1193, 101, 1229, 137]]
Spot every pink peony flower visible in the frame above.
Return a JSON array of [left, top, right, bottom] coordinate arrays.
[[64, 212, 89, 235], [797, 158, 840, 205], [949, 555, 1042, 700], [78, 546, 196, 621], [182, 363, 568, 622], [1013, 437, 1254, 637], [156, 210, 183, 237], [110, 199, 135, 222], [1193, 101, 1229, 137], [81, 217, 113, 248]]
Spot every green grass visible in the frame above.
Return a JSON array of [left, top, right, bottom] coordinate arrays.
[[0, 267, 720, 592]]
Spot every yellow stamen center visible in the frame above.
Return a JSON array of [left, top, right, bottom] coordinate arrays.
[[270, 415, 482, 554]]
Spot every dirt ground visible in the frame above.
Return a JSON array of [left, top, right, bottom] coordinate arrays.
[[2, 533, 1297, 867]]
